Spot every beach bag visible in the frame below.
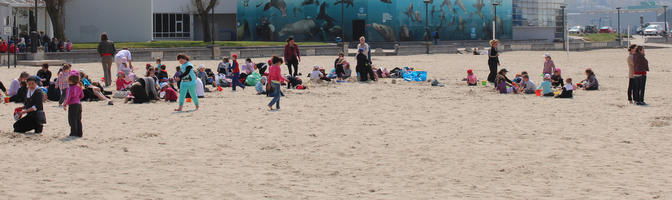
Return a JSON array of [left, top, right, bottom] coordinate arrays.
[[245, 72, 261, 86], [403, 71, 428, 82], [113, 91, 129, 99]]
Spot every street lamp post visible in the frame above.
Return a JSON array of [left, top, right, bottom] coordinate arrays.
[[341, 0, 344, 42], [664, 5, 668, 42], [424, 0, 432, 42], [560, 5, 567, 51], [492, 1, 500, 40], [617, 7, 621, 46]]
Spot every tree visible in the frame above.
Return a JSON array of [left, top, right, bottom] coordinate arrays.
[[192, 0, 219, 42], [44, 0, 67, 41]]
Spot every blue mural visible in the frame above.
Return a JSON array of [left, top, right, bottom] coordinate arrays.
[[237, 0, 512, 42]]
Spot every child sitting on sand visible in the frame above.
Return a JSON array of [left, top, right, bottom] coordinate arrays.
[[309, 65, 324, 82], [160, 82, 178, 102], [518, 75, 537, 94], [495, 69, 516, 94], [551, 68, 563, 88], [556, 78, 574, 98], [467, 69, 478, 86], [256, 76, 267, 95], [579, 68, 599, 90], [538, 74, 554, 97], [218, 57, 231, 76], [116, 71, 132, 91]]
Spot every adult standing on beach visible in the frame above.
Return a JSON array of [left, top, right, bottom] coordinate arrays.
[[632, 46, 649, 106], [626, 44, 637, 103], [357, 36, 371, 63], [284, 37, 301, 76], [97, 33, 116, 87], [487, 39, 500, 85], [114, 48, 133, 76], [175, 54, 199, 111]]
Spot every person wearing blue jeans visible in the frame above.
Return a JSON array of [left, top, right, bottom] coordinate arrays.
[[175, 53, 199, 111], [231, 72, 246, 91], [268, 82, 281, 109]]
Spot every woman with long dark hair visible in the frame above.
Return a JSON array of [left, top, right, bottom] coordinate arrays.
[[632, 46, 649, 106]]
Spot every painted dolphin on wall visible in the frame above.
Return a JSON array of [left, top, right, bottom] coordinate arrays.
[[279, 19, 317, 38]]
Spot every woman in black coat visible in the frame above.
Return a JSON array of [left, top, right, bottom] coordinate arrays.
[[13, 77, 45, 134], [487, 39, 500, 85]]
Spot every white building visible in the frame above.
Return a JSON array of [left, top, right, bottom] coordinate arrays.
[[0, 0, 237, 43], [0, 0, 52, 41]]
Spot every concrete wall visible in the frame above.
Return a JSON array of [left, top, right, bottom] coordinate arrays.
[[153, 0, 237, 14], [64, 0, 152, 43], [513, 26, 556, 42], [193, 14, 237, 41]]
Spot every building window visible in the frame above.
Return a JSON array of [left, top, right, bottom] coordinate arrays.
[[153, 13, 191, 39]]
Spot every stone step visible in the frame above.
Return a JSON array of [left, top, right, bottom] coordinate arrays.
[[17, 60, 67, 66]]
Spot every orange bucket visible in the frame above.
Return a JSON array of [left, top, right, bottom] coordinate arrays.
[[535, 90, 542, 96], [186, 98, 192, 102]]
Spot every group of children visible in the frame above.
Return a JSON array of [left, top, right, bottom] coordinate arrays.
[[467, 53, 600, 98]]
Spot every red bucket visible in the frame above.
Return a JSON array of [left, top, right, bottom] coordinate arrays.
[[535, 89, 542, 96]]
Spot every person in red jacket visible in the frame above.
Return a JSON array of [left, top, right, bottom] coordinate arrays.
[[268, 56, 287, 110], [230, 54, 246, 91], [283, 37, 301, 76], [0, 40, 8, 53]]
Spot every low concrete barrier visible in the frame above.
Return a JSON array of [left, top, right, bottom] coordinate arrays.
[[428, 45, 457, 54], [397, 45, 427, 55]]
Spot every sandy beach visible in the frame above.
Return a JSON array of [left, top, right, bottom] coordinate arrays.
[[1, 48, 671, 199]]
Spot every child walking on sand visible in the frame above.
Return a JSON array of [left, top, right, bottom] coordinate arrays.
[[268, 56, 287, 110], [175, 54, 199, 111], [63, 75, 84, 137]]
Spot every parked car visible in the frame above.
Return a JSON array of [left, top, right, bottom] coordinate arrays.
[[638, 22, 670, 35], [643, 25, 664, 36], [584, 25, 598, 34], [568, 26, 584, 34], [599, 26, 615, 33]]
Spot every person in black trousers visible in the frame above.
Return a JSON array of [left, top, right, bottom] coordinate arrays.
[[36, 63, 52, 87], [13, 77, 45, 134], [632, 46, 649, 106], [487, 39, 500, 85], [356, 48, 375, 82]]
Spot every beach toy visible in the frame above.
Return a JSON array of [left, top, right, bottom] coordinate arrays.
[[535, 89, 542, 96], [482, 80, 487, 86], [217, 86, 223, 91], [4, 96, 9, 103], [101, 77, 105, 82], [296, 85, 304, 90], [554, 90, 560, 95], [14, 108, 23, 121], [186, 98, 192, 102]]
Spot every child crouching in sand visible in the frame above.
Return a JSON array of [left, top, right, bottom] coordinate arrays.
[[256, 76, 267, 95], [556, 78, 574, 98], [268, 56, 287, 110], [63, 75, 84, 137], [466, 69, 478, 86], [160, 82, 178, 102]]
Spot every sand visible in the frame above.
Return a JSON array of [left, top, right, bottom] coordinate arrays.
[[1, 48, 671, 199]]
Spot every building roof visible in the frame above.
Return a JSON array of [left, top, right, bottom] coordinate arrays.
[[3, 0, 45, 8]]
